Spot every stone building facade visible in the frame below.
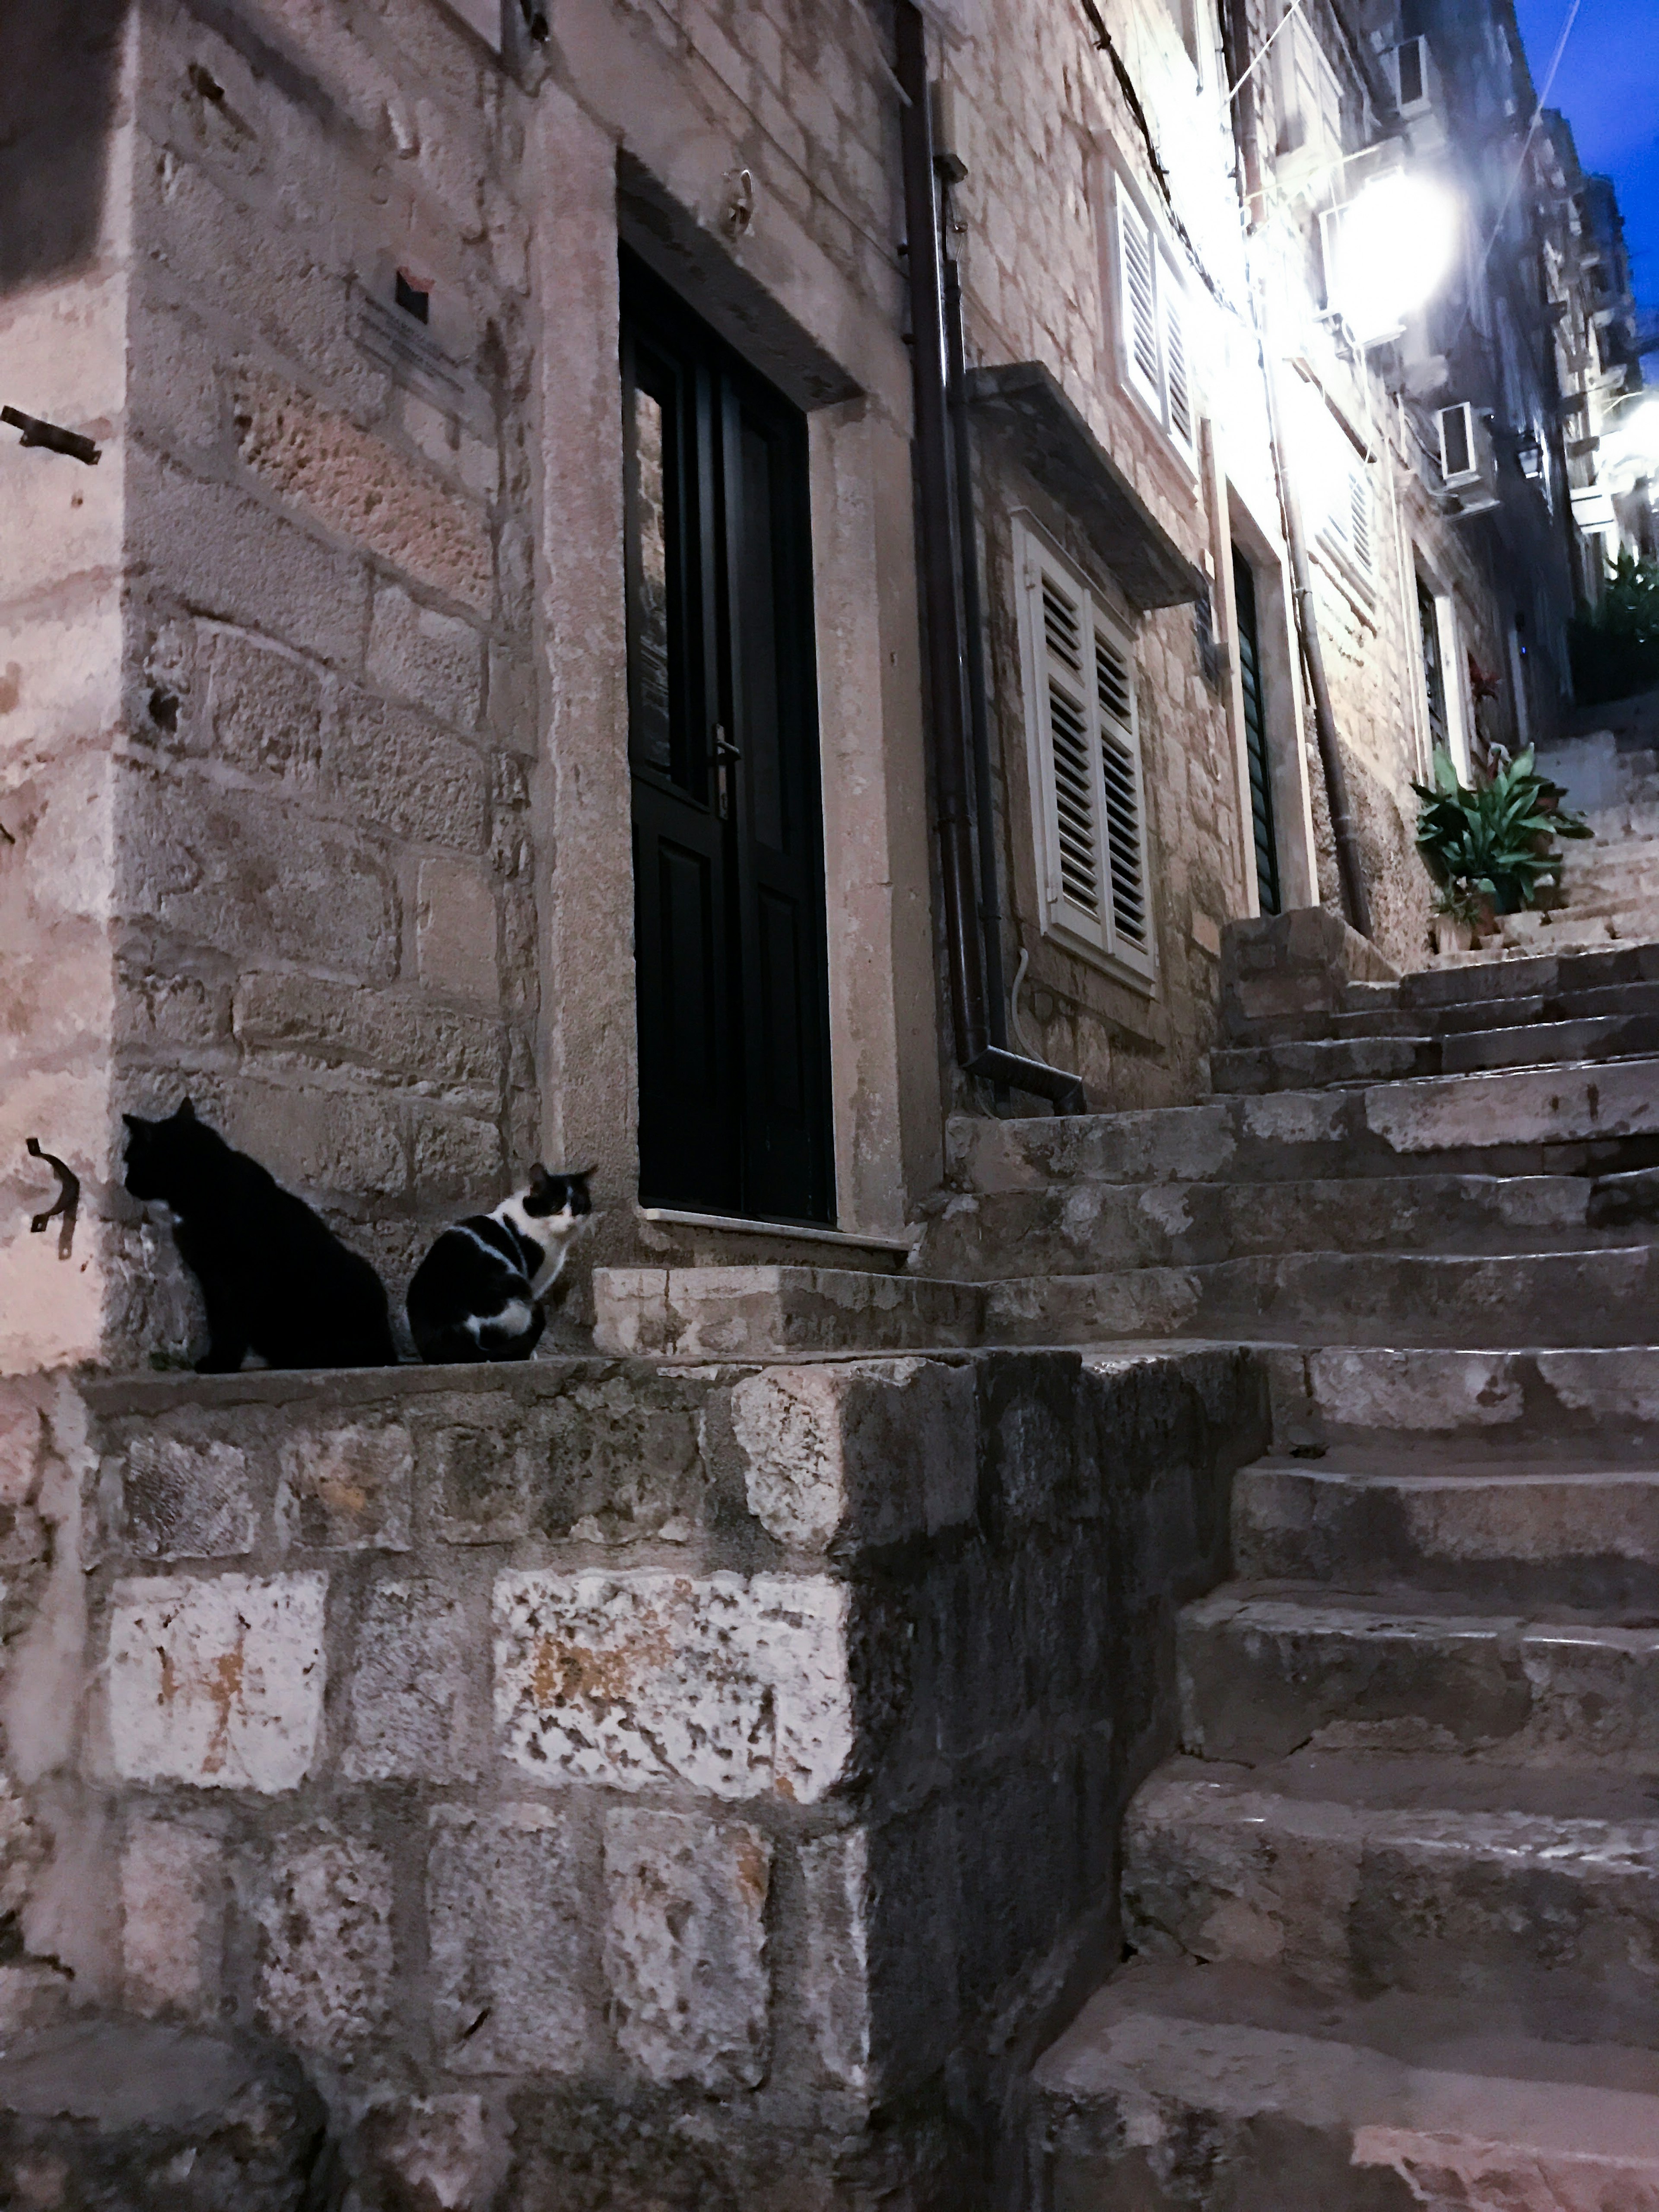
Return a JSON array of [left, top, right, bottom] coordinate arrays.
[[0, 0, 1644, 2202]]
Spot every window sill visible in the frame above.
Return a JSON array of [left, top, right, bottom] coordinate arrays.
[[636, 1207, 917, 1255]]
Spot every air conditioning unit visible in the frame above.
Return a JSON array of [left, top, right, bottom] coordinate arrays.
[[1437, 402, 1501, 514]]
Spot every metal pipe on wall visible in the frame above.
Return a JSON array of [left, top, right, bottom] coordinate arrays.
[[894, 0, 1089, 1112]]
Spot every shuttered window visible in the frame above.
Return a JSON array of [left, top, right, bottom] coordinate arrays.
[[1113, 181, 1198, 469], [1016, 518, 1156, 985]]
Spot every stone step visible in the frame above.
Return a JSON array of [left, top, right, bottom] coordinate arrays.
[[1179, 1583, 1659, 1767], [1394, 941, 1659, 1007], [1122, 1751, 1659, 2034], [984, 1244, 1659, 1348], [1260, 977, 1659, 1047], [918, 1171, 1646, 1280], [1209, 1012, 1659, 1095], [948, 1056, 1659, 1195], [1260, 1343, 1659, 1458], [1032, 1957, 1659, 2211], [592, 1263, 983, 1359], [1234, 1459, 1659, 1607]]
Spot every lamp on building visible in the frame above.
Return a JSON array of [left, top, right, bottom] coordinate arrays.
[[1323, 171, 1460, 347], [1517, 434, 1546, 481]]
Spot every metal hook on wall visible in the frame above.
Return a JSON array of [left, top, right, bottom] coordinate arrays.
[[25, 1138, 79, 1259]]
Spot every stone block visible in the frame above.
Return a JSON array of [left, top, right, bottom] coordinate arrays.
[[429, 1423, 531, 1545], [129, 446, 368, 670], [493, 1569, 853, 1802], [356, 2095, 500, 2212], [119, 1433, 257, 1560], [278, 1423, 413, 1552], [209, 632, 324, 787], [232, 368, 493, 616], [416, 856, 500, 1002], [343, 1580, 480, 1782], [328, 688, 489, 851], [121, 1819, 223, 2019], [122, 766, 399, 981], [108, 1573, 327, 1793], [601, 1808, 771, 2091], [537, 1376, 707, 1547], [427, 1805, 589, 2073], [233, 973, 505, 1102], [409, 1109, 505, 1201], [214, 1080, 407, 1199], [797, 1829, 870, 2090], [256, 1837, 394, 2054], [367, 582, 486, 729], [732, 1359, 977, 1552]]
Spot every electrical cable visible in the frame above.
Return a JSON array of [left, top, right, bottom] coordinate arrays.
[[1450, 0, 1583, 351]]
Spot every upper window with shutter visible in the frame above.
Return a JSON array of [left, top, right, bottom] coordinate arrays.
[[1015, 517, 1156, 988], [1111, 178, 1199, 471]]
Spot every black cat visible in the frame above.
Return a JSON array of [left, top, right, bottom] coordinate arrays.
[[123, 1099, 397, 1372], [406, 1165, 593, 1364]]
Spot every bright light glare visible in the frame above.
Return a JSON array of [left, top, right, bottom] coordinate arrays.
[[1602, 395, 1659, 495], [1331, 173, 1459, 343]]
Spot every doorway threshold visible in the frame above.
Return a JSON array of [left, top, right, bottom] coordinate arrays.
[[636, 1206, 917, 1256]]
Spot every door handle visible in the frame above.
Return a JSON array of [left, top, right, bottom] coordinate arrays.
[[712, 724, 740, 819]]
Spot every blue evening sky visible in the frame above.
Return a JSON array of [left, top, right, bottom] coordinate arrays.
[[1512, 0, 1659, 322]]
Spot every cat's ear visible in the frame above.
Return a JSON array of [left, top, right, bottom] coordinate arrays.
[[122, 1113, 142, 1132], [173, 1097, 197, 1123], [528, 1163, 550, 1186], [571, 1163, 597, 1180]]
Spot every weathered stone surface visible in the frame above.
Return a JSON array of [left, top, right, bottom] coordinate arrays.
[[536, 1377, 707, 1546], [731, 1359, 976, 1551], [415, 856, 500, 1003], [602, 1808, 771, 2091], [493, 1569, 852, 1802], [427, 1805, 588, 2074], [0, 2022, 327, 2212], [255, 1836, 394, 2053], [208, 631, 325, 788], [277, 1423, 413, 1552], [231, 367, 493, 615], [798, 1829, 871, 2091], [367, 581, 486, 730], [343, 1579, 480, 1782], [356, 2093, 502, 2212], [328, 688, 489, 852], [593, 1265, 982, 1360], [428, 1421, 531, 1545], [121, 1819, 223, 2019], [108, 1573, 327, 1793], [234, 973, 504, 1102], [119, 1433, 256, 1560]]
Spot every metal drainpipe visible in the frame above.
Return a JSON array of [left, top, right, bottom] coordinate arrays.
[[894, 0, 1089, 1112], [1259, 331, 1374, 938]]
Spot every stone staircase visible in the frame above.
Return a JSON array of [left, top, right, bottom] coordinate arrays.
[[1029, 1342, 1659, 2208], [1487, 727, 1659, 960], [596, 937, 1659, 1359]]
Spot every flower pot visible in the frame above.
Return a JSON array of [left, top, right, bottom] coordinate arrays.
[[1432, 914, 1475, 956]]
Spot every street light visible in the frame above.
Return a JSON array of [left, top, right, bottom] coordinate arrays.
[[1324, 171, 1460, 346]]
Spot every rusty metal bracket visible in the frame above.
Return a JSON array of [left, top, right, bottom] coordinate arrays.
[[25, 1139, 79, 1259], [2, 406, 101, 466]]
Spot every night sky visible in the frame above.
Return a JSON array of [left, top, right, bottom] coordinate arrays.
[[1511, 0, 1659, 340]]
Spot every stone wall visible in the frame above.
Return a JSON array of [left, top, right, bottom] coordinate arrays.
[[0, 1343, 1267, 2206], [113, 0, 541, 1347]]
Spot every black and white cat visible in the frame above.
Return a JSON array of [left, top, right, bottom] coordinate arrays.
[[405, 1165, 594, 1364], [123, 1099, 397, 1372]]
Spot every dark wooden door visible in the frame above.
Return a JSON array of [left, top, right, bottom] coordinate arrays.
[[621, 253, 834, 1224]]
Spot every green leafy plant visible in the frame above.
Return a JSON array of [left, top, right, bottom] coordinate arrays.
[[1569, 550, 1659, 703], [1411, 746, 1592, 915]]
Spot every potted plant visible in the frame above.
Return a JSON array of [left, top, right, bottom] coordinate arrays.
[[1411, 747, 1592, 950]]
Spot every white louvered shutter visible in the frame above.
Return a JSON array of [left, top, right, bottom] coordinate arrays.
[[1347, 464, 1373, 573], [1094, 617, 1154, 977], [1160, 267, 1195, 464], [1027, 548, 1109, 955], [1118, 194, 1163, 418], [1017, 519, 1156, 982]]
